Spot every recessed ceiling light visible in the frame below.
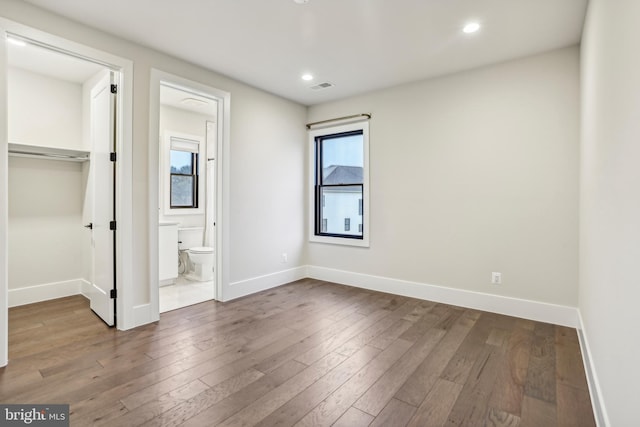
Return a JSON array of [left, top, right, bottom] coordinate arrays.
[[463, 22, 481, 34], [7, 37, 26, 47], [301, 74, 314, 81]]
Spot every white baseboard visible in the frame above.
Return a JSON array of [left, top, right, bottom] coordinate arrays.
[[225, 266, 307, 301], [577, 311, 610, 427], [132, 303, 152, 328], [307, 265, 579, 328], [80, 279, 91, 299], [8, 279, 86, 307]]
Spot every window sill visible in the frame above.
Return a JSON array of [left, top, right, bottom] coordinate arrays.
[[163, 208, 204, 216], [309, 235, 369, 248]]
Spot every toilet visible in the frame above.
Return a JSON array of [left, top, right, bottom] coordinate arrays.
[[177, 227, 214, 281]]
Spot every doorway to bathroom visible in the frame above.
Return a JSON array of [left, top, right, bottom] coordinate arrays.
[[150, 74, 228, 314]]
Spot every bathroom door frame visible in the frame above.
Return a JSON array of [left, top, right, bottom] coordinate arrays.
[[0, 19, 135, 366], [148, 69, 230, 322]]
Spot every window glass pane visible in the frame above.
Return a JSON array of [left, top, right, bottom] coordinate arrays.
[[170, 150, 193, 174], [320, 185, 363, 237], [171, 175, 194, 206], [321, 133, 363, 185]]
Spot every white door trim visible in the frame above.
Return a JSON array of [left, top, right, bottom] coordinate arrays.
[[0, 24, 9, 367], [148, 69, 230, 322], [0, 18, 134, 366]]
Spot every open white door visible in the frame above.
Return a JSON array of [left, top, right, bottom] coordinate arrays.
[[89, 71, 116, 326]]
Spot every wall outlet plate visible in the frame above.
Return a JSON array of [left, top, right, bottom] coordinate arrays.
[[491, 272, 502, 284]]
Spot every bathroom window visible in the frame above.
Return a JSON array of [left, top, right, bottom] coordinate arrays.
[[168, 135, 200, 209], [309, 120, 369, 247]]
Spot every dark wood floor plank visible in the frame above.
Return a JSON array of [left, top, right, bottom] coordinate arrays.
[[488, 325, 533, 416], [523, 323, 556, 403], [294, 308, 393, 366], [445, 345, 503, 426], [177, 360, 308, 427], [332, 407, 374, 427], [216, 352, 347, 427], [439, 314, 496, 385], [1, 280, 596, 427], [485, 407, 521, 427], [368, 318, 414, 350], [394, 312, 477, 407], [556, 383, 596, 427], [353, 327, 446, 416], [369, 398, 417, 427], [295, 338, 414, 427], [555, 326, 589, 390], [519, 396, 556, 427], [407, 379, 462, 427], [254, 345, 380, 427]]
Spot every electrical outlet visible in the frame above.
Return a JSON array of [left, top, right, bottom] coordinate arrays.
[[282, 253, 288, 263], [491, 272, 502, 285]]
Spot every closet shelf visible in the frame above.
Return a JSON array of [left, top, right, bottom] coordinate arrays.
[[8, 142, 90, 162]]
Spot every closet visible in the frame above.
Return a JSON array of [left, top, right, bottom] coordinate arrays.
[[6, 39, 116, 325]]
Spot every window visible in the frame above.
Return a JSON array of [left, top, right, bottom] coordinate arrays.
[[309, 121, 369, 246], [170, 149, 198, 208], [165, 134, 202, 212]]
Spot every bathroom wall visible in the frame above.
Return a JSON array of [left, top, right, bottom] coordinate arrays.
[[158, 104, 213, 228]]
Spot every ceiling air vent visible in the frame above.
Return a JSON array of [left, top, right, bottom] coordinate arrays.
[[310, 82, 334, 90]]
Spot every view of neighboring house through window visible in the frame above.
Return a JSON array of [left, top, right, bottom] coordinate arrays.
[[170, 137, 199, 208], [310, 120, 369, 245]]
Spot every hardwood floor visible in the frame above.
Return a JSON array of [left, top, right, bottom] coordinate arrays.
[[1, 279, 596, 426]]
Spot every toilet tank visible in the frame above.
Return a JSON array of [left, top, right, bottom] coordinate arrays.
[[178, 227, 204, 250]]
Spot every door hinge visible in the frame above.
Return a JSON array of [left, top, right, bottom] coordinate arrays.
[[110, 221, 117, 231], [110, 152, 117, 162], [111, 84, 118, 94], [110, 289, 117, 299]]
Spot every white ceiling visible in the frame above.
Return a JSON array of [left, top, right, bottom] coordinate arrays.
[[20, 0, 588, 106], [160, 85, 218, 118], [8, 40, 105, 84]]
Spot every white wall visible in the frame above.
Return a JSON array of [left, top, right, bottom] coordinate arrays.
[[0, 0, 307, 309], [8, 157, 85, 291], [158, 104, 209, 228], [229, 90, 306, 285], [580, 1, 640, 425], [7, 65, 89, 306], [8, 67, 83, 149], [308, 47, 580, 307]]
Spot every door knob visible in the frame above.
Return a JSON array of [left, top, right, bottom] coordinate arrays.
[[84, 223, 93, 229]]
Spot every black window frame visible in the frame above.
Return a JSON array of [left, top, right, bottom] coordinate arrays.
[[169, 150, 199, 209], [314, 129, 364, 240]]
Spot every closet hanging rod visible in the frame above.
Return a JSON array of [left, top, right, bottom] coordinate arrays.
[[8, 150, 90, 161], [306, 113, 371, 129]]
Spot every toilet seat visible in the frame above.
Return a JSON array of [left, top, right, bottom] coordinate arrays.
[[189, 246, 213, 254]]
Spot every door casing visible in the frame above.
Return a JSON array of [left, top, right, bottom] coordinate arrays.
[[148, 69, 231, 321]]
